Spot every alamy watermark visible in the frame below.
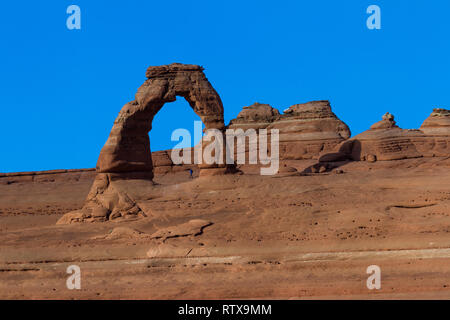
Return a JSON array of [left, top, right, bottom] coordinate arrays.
[[66, 5, 81, 30], [366, 5, 381, 30], [65, 5, 381, 31], [366, 265, 381, 290], [170, 121, 279, 175], [66, 265, 81, 290]]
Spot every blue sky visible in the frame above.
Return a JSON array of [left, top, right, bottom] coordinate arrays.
[[1, 0, 449, 172]]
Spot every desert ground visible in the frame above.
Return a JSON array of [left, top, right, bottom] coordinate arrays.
[[1, 157, 449, 299]]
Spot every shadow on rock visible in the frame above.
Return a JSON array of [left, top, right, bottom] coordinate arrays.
[[300, 140, 361, 174]]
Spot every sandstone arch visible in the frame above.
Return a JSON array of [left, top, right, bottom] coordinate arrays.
[[98, 63, 226, 177], [58, 63, 230, 224]]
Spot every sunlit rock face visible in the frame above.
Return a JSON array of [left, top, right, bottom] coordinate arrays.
[[338, 113, 422, 162], [59, 63, 229, 224], [413, 108, 450, 157], [228, 100, 351, 160]]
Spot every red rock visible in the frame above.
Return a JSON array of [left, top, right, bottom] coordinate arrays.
[[366, 154, 377, 163], [341, 113, 422, 161], [420, 108, 450, 136], [227, 100, 350, 161], [151, 150, 173, 167], [278, 165, 297, 173], [318, 152, 349, 163], [97, 63, 227, 176], [60, 63, 233, 224], [413, 108, 450, 157], [228, 102, 280, 130]]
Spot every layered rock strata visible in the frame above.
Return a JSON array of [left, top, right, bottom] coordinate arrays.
[[227, 100, 351, 161], [335, 113, 422, 162], [413, 108, 450, 157]]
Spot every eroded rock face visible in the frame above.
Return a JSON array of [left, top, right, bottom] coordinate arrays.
[[57, 63, 449, 225], [270, 101, 351, 159], [97, 63, 226, 175], [228, 102, 280, 129], [227, 100, 350, 160], [338, 113, 422, 161], [414, 108, 450, 157], [420, 108, 450, 135], [370, 112, 398, 130], [59, 63, 229, 224]]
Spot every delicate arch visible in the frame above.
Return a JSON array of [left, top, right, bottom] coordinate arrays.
[[97, 63, 226, 178], [58, 64, 232, 224]]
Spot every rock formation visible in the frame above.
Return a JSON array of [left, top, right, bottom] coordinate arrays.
[[56, 61, 450, 225], [228, 102, 280, 130], [58, 63, 232, 224], [97, 63, 227, 176], [270, 101, 351, 159], [227, 100, 351, 160], [336, 113, 422, 162], [413, 108, 450, 157], [420, 108, 450, 135]]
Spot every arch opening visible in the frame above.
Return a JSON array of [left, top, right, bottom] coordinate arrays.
[[150, 98, 204, 152]]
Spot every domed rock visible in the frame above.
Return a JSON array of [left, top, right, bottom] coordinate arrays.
[[340, 113, 422, 161], [269, 101, 350, 160], [228, 102, 280, 130], [413, 108, 450, 157], [420, 108, 450, 135]]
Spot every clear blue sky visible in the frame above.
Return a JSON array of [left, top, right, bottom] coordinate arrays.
[[1, 0, 449, 172]]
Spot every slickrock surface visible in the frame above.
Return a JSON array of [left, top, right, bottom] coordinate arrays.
[[1, 158, 450, 299], [228, 100, 351, 160]]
